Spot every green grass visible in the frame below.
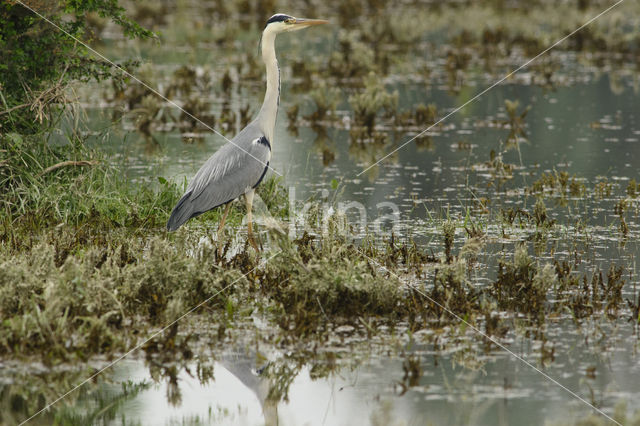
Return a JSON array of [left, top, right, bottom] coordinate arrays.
[[1, 131, 180, 237]]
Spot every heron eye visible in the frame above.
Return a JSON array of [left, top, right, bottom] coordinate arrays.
[[284, 18, 295, 24]]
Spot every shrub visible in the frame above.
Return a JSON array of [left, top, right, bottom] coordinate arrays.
[[0, 0, 153, 133]]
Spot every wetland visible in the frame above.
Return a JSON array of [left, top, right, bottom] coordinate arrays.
[[2, 0, 640, 425]]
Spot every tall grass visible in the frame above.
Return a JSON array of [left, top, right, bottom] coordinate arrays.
[[0, 128, 183, 245]]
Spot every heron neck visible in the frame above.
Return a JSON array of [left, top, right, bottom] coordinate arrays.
[[258, 31, 279, 145]]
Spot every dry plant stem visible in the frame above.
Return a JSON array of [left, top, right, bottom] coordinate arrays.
[[0, 102, 30, 116], [0, 79, 68, 121], [37, 160, 99, 177]]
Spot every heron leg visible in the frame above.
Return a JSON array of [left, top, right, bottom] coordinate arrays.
[[217, 202, 232, 240], [245, 189, 260, 251]]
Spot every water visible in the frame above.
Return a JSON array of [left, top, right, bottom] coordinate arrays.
[[81, 67, 640, 202], [28, 317, 638, 425]]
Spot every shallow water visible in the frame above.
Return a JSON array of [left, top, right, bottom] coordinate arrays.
[[38, 316, 639, 425], [82, 66, 640, 202]]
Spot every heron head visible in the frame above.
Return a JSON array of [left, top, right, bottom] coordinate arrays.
[[264, 14, 329, 34]]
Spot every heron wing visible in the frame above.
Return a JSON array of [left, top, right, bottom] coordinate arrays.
[[189, 138, 270, 205], [166, 126, 271, 231]]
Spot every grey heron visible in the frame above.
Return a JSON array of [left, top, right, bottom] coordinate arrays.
[[166, 14, 328, 249]]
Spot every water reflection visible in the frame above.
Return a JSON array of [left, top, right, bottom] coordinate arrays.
[[33, 317, 638, 425]]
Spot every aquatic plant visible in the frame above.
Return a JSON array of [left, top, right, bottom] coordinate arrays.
[[306, 81, 342, 123], [528, 170, 585, 198], [265, 233, 407, 337], [53, 380, 151, 425], [491, 244, 557, 318], [477, 149, 515, 188], [328, 31, 377, 80], [502, 99, 530, 147], [349, 72, 398, 135], [395, 103, 438, 129]]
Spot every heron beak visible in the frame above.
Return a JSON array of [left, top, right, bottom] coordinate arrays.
[[290, 18, 329, 29]]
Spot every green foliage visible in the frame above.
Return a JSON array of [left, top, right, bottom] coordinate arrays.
[[328, 30, 377, 79], [0, 235, 237, 359], [626, 178, 640, 198], [0, 226, 412, 361], [349, 72, 398, 133], [270, 236, 404, 335], [256, 175, 290, 220], [491, 244, 556, 318], [0, 1, 153, 133], [306, 80, 342, 122], [64, 0, 154, 39], [0, 131, 183, 242], [502, 99, 529, 143]]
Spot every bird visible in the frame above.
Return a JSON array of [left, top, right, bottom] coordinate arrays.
[[166, 14, 328, 249]]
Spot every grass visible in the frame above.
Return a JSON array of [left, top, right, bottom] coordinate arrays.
[[0, 130, 181, 239], [0, 222, 416, 362]]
